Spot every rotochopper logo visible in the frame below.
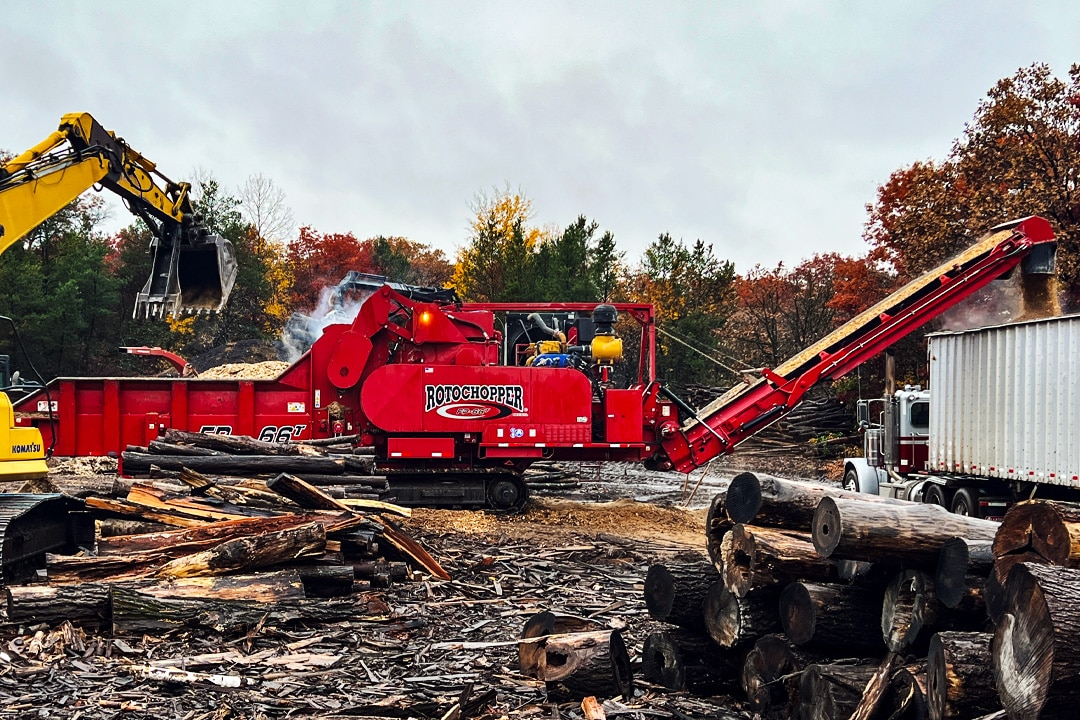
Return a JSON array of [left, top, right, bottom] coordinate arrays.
[[425, 383, 525, 420]]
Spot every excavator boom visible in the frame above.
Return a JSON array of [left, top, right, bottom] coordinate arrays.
[[0, 113, 237, 317]]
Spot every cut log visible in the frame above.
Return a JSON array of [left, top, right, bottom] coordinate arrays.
[[992, 499, 1080, 567], [889, 665, 929, 720], [122, 452, 345, 476], [703, 580, 781, 648], [705, 490, 732, 569], [293, 564, 355, 597], [798, 663, 878, 720], [154, 522, 326, 578], [779, 581, 885, 654], [927, 631, 999, 720], [163, 429, 299, 455], [725, 472, 904, 528], [985, 551, 1042, 623], [147, 440, 227, 457], [97, 512, 362, 556], [643, 554, 718, 630], [6, 584, 111, 625], [992, 562, 1080, 720], [721, 524, 838, 597], [882, 569, 978, 655], [812, 497, 998, 566], [740, 634, 806, 715], [848, 653, 902, 720], [935, 537, 993, 613], [290, 474, 388, 489], [372, 516, 450, 581], [109, 585, 363, 635], [519, 611, 601, 677], [266, 472, 352, 512], [531, 629, 633, 702], [136, 569, 307, 603], [641, 628, 738, 694]]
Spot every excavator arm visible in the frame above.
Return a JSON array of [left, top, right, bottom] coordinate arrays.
[[0, 113, 237, 317], [660, 216, 1058, 473]]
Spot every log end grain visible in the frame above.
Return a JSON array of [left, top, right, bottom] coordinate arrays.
[[724, 472, 764, 525], [780, 582, 815, 645], [644, 564, 676, 622], [811, 496, 842, 558]]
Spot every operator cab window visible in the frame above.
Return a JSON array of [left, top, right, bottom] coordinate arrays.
[[909, 401, 929, 431]]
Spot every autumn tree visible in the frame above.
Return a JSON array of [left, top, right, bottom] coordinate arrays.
[[452, 189, 552, 301], [866, 63, 1080, 307], [631, 234, 736, 391], [286, 227, 374, 309], [726, 254, 849, 370]]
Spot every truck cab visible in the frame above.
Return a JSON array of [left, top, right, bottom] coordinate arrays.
[[843, 386, 930, 501]]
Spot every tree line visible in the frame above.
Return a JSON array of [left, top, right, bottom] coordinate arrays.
[[2, 63, 1077, 405]]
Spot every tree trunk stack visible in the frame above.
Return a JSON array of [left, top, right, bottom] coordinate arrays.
[[640, 479, 1080, 719], [3, 431, 440, 637]]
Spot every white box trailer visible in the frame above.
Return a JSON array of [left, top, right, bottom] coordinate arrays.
[[928, 315, 1080, 488]]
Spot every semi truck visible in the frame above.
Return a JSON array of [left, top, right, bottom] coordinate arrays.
[[843, 313, 1080, 518]]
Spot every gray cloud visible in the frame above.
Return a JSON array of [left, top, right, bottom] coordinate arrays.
[[3, 0, 1078, 274]]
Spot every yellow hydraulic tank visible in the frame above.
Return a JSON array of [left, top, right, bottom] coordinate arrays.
[[591, 335, 623, 364]]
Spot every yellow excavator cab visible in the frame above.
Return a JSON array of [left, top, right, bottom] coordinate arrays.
[[0, 393, 48, 482]]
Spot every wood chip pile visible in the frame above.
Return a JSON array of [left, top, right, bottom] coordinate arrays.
[[631, 471, 1080, 720]]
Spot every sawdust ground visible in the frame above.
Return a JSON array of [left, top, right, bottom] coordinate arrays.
[[407, 497, 707, 548]]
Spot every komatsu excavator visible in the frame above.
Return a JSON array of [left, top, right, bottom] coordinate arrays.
[[0, 112, 239, 481]]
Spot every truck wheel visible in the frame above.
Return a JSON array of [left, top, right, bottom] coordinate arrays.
[[951, 487, 979, 517], [924, 484, 947, 508], [843, 468, 860, 493]]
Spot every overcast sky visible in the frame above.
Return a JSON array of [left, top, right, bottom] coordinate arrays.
[[4, 2, 1079, 274]]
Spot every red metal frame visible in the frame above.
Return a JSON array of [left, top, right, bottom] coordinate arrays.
[[11, 217, 1056, 483]]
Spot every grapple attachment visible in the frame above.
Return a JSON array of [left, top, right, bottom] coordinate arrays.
[[135, 231, 238, 318]]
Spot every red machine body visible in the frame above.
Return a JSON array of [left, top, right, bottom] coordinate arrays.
[[12, 217, 1058, 508]]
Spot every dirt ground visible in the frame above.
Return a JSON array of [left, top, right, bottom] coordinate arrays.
[[0, 452, 840, 719]]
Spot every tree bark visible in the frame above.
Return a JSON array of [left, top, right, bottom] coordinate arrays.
[[289, 474, 387, 489], [992, 499, 1080, 567], [935, 537, 993, 613], [154, 522, 326, 578], [122, 452, 346, 476], [779, 581, 885, 654], [643, 555, 717, 631], [641, 627, 738, 694], [992, 562, 1080, 720], [848, 653, 902, 720], [703, 580, 781, 648], [725, 472, 904, 528], [96, 512, 361, 556], [706, 491, 732, 569], [109, 585, 363, 635], [889, 665, 929, 720], [927, 631, 999, 720], [721, 524, 838, 597], [163, 429, 299, 455], [527, 629, 633, 702], [518, 611, 601, 678], [266, 472, 353, 512], [293, 564, 355, 597], [986, 551, 1043, 623], [740, 633, 806, 715], [812, 497, 997, 566], [147, 440, 227, 456], [798, 663, 878, 720], [882, 569, 979, 655], [6, 584, 111, 625]]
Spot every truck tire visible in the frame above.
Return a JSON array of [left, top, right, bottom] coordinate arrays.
[[924, 484, 948, 508], [843, 468, 860, 493], [950, 487, 979, 517]]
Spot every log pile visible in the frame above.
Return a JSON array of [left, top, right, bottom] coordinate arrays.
[[121, 428, 386, 496], [8, 436, 445, 637], [635, 472, 1074, 719]]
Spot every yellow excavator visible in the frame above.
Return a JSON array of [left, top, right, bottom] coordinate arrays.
[[0, 112, 239, 480]]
